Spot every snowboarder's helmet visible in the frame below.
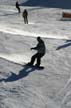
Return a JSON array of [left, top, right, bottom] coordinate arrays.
[[37, 36, 41, 40]]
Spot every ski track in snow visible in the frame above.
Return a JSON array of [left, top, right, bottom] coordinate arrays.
[[0, 53, 28, 65], [0, 25, 69, 40]]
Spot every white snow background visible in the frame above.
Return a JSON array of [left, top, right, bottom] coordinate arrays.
[[0, 0, 71, 108]]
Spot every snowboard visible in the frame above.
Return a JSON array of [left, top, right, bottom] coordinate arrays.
[[25, 63, 44, 70]]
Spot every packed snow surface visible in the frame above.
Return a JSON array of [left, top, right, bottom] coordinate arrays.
[[0, 0, 71, 108]]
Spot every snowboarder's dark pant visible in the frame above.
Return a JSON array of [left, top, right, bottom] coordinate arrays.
[[24, 17, 28, 24], [30, 53, 44, 66], [16, 7, 20, 13]]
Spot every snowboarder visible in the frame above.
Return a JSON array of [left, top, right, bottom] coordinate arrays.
[[22, 9, 28, 24], [27, 37, 46, 67], [15, 1, 20, 13]]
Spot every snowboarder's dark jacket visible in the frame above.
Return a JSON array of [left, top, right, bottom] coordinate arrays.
[[31, 37, 46, 54], [23, 9, 28, 18]]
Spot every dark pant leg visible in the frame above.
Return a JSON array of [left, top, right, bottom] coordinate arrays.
[[30, 53, 38, 65], [36, 53, 44, 66], [26, 17, 28, 24], [17, 7, 20, 13], [18, 7, 20, 13], [24, 17, 28, 24]]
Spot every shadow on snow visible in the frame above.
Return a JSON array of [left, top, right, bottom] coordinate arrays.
[[0, 65, 42, 82], [56, 40, 71, 50]]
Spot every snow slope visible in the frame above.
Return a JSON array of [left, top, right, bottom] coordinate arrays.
[[0, 0, 71, 108]]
